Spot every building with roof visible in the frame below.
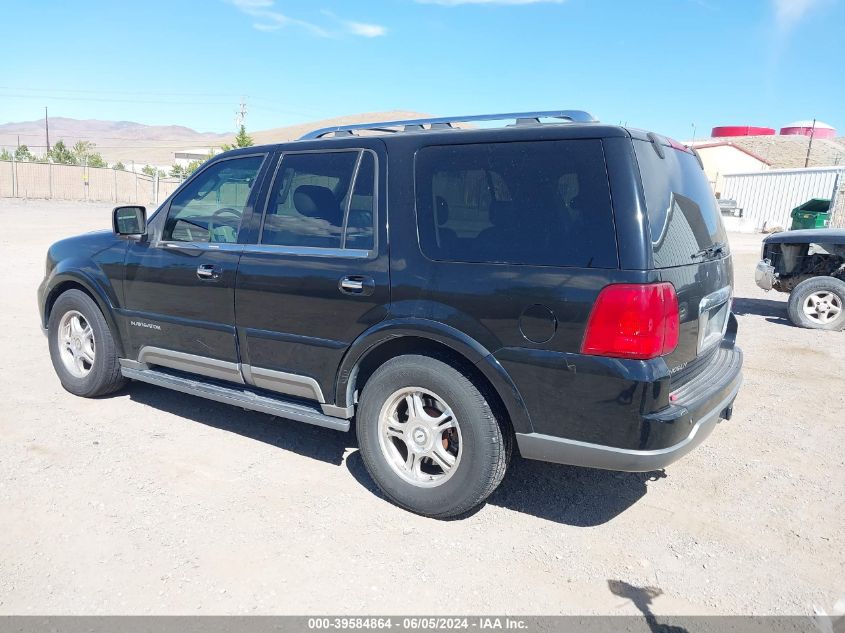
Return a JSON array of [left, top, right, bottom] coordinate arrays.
[[692, 142, 772, 196]]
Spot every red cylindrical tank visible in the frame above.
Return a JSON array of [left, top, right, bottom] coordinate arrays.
[[711, 126, 776, 137], [780, 120, 836, 139]]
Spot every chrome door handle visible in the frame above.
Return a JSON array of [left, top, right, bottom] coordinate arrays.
[[197, 263, 220, 280], [339, 275, 375, 296], [340, 279, 364, 292]]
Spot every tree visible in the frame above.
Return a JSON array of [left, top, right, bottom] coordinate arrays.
[[0, 149, 11, 161], [113, 161, 126, 171], [71, 140, 107, 168], [141, 164, 158, 177], [14, 145, 35, 162], [222, 125, 254, 151], [169, 164, 188, 179], [185, 159, 205, 174], [48, 140, 75, 165], [169, 159, 205, 179]]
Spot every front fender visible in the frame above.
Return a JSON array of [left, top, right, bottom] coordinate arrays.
[[39, 265, 124, 356], [335, 317, 534, 434]]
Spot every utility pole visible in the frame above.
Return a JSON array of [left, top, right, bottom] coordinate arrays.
[[45, 106, 50, 153], [235, 97, 248, 130], [804, 118, 816, 168]]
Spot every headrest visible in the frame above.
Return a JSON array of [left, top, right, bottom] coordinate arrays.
[[293, 185, 342, 225], [436, 196, 450, 225]]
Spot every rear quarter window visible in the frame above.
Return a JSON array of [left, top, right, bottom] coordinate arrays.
[[414, 139, 618, 269], [633, 140, 729, 268]]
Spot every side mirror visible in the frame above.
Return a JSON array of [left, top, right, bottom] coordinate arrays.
[[113, 205, 147, 236]]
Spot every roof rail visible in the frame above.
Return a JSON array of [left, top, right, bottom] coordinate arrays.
[[299, 110, 598, 140]]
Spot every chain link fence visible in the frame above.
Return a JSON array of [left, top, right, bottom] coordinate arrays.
[[0, 159, 183, 206]]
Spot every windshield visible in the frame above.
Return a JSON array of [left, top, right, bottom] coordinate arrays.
[[634, 139, 729, 268]]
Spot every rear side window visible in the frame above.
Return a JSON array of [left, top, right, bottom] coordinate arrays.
[[415, 140, 617, 268], [633, 140, 729, 268], [261, 150, 376, 251]]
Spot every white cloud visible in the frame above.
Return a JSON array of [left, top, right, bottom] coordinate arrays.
[[344, 21, 388, 37], [773, 0, 824, 28], [227, 0, 385, 37], [415, 0, 564, 4]]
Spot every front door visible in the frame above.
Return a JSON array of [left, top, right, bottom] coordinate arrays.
[[121, 153, 269, 383], [234, 145, 389, 404]]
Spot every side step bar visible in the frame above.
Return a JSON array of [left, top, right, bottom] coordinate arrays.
[[120, 365, 350, 432]]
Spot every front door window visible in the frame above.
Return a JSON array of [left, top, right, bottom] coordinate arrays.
[[163, 155, 265, 244]]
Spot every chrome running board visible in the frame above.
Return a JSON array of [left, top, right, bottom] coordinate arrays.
[[120, 364, 350, 432]]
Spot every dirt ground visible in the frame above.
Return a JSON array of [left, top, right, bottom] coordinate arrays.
[[0, 198, 843, 616]]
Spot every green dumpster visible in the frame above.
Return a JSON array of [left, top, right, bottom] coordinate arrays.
[[790, 198, 831, 230]]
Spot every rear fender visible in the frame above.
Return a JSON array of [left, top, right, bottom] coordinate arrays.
[[335, 318, 534, 434]]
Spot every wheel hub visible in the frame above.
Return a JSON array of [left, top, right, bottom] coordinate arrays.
[[412, 427, 429, 447], [377, 387, 462, 488], [57, 310, 96, 379]]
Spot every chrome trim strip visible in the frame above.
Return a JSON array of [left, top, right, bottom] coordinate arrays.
[[698, 285, 733, 352], [698, 285, 732, 314], [160, 241, 245, 253], [321, 403, 355, 419], [137, 346, 244, 384], [240, 244, 370, 259], [242, 364, 325, 403]]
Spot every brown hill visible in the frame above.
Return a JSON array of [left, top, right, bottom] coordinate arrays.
[[0, 111, 430, 166]]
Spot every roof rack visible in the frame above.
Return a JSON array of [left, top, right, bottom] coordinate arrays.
[[299, 110, 598, 140]]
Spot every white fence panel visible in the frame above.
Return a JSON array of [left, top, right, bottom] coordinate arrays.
[[722, 167, 844, 231], [0, 160, 183, 206]]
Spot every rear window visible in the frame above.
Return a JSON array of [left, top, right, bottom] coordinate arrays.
[[415, 140, 618, 268], [633, 140, 729, 268]]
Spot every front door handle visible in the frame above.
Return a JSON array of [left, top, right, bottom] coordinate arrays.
[[339, 275, 375, 296], [197, 263, 221, 280]]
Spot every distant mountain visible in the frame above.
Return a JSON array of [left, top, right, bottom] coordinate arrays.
[[0, 117, 229, 166], [0, 111, 430, 166]]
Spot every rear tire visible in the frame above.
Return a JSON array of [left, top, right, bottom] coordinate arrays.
[[787, 277, 845, 331], [356, 354, 510, 518], [48, 289, 127, 397]]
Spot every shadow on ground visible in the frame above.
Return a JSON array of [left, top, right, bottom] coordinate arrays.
[[127, 382, 663, 526], [732, 297, 792, 325], [608, 580, 690, 633]]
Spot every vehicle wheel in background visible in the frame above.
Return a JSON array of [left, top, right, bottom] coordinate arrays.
[[47, 289, 127, 397], [787, 277, 845, 331]]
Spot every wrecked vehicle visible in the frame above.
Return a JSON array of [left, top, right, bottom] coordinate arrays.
[[756, 228, 845, 330]]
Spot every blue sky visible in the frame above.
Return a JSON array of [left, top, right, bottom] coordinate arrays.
[[1, 0, 842, 140]]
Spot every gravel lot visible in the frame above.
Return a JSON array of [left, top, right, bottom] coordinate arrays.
[[1, 198, 843, 616]]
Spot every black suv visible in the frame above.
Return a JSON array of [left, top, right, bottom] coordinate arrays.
[[38, 110, 743, 518]]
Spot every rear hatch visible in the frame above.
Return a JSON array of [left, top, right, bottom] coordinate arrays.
[[632, 136, 734, 383]]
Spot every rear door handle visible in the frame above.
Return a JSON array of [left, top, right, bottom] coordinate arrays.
[[197, 263, 222, 280], [339, 275, 375, 296]]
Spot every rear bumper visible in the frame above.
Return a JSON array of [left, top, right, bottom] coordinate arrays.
[[516, 345, 743, 472]]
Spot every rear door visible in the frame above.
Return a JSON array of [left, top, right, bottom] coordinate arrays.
[[632, 138, 733, 376], [234, 144, 389, 405]]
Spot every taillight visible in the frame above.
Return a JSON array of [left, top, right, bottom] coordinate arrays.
[[581, 283, 679, 360]]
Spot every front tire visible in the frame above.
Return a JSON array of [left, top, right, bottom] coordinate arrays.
[[47, 289, 127, 397], [356, 355, 510, 518], [787, 277, 845, 331]]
